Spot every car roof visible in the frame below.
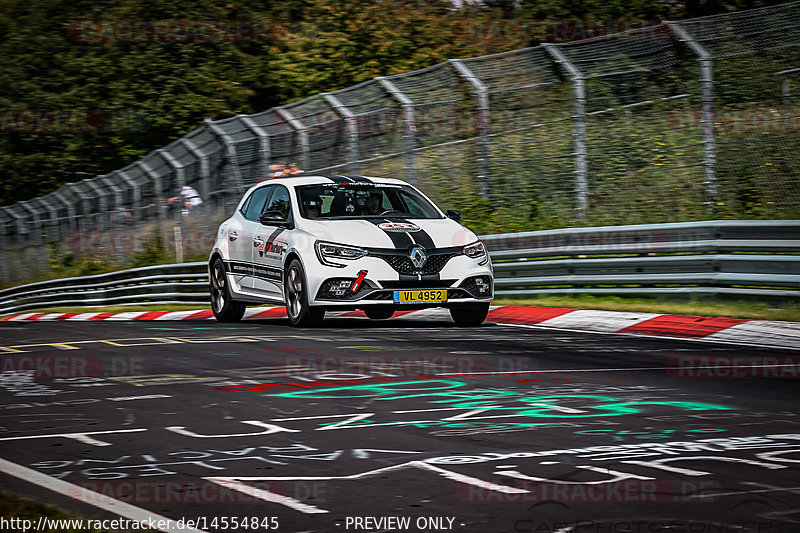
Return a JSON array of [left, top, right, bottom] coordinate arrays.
[[266, 175, 408, 187]]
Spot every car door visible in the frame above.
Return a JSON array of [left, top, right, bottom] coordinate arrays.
[[237, 185, 274, 290], [251, 184, 292, 299]]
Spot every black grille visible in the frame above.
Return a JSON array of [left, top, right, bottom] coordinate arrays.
[[372, 252, 458, 275], [379, 279, 457, 289]]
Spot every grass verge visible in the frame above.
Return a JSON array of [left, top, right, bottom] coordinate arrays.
[[0, 490, 116, 533]]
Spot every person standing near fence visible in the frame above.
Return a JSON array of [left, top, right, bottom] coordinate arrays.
[[169, 184, 203, 216]]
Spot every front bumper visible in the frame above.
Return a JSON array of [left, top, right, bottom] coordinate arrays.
[[305, 253, 493, 307]]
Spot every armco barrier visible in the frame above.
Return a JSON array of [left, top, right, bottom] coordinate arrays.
[[0, 220, 798, 315]]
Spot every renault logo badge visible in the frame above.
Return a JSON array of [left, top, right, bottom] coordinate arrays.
[[409, 246, 427, 269]]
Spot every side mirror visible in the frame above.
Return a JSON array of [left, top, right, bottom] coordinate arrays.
[[445, 209, 462, 223], [259, 210, 292, 228]]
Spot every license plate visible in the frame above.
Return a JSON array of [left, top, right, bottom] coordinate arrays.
[[393, 289, 447, 304]]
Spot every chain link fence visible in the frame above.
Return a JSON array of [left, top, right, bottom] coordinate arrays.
[[1, 2, 798, 285]]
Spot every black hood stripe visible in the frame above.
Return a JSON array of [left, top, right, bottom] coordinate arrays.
[[367, 218, 414, 249], [397, 218, 436, 250]]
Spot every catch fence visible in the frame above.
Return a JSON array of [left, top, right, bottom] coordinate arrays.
[[1, 3, 798, 285]]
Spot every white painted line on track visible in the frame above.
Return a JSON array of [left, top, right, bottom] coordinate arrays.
[[0, 456, 208, 533], [0, 428, 147, 446], [206, 460, 528, 515], [204, 478, 328, 515]]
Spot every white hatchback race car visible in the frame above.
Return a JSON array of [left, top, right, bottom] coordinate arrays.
[[208, 175, 493, 327]]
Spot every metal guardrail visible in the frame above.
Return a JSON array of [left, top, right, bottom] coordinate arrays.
[[0, 221, 798, 315]]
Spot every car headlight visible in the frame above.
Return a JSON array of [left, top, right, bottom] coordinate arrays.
[[463, 241, 486, 259], [315, 241, 368, 267]]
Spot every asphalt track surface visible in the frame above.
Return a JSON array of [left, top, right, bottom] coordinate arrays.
[[1, 314, 799, 533]]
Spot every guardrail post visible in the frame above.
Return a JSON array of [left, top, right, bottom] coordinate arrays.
[[275, 108, 310, 173], [205, 118, 246, 193], [670, 22, 718, 212], [544, 44, 589, 219], [323, 93, 360, 176], [450, 59, 491, 200], [239, 117, 271, 181], [377, 77, 417, 186]]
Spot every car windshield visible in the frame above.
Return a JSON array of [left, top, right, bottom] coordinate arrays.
[[296, 182, 443, 220]]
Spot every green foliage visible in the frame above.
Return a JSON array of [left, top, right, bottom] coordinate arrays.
[[130, 231, 166, 268]]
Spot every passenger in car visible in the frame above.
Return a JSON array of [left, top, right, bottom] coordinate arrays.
[[303, 196, 322, 219]]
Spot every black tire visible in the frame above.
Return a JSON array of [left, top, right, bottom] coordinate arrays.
[[284, 259, 324, 327], [364, 307, 395, 320], [210, 258, 246, 322], [449, 302, 490, 327]]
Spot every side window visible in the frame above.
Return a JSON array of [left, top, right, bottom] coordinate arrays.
[[264, 186, 291, 218], [242, 186, 273, 221]]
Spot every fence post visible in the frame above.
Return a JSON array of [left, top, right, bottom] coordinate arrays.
[[116, 170, 143, 254], [450, 59, 491, 200], [543, 44, 589, 219], [377, 77, 417, 186], [776, 67, 798, 97], [670, 22, 717, 212], [275, 108, 310, 172], [160, 149, 187, 262], [205, 118, 246, 194], [0, 211, 8, 284], [181, 135, 213, 231], [323, 93, 360, 176], [138, 160, 165, 229], [239, 116, 271, 180]]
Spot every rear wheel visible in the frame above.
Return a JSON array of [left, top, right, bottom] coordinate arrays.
[[284, 259, 324, 327], [364, 307, 395, 320], [210, 258, 246, 322], [449, 302, 490, 327]]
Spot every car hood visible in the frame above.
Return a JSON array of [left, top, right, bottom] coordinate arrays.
[[299, 218, 478, 250]]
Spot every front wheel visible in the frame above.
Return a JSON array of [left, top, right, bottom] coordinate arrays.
[[210, 258, 246, 322], [449, 302, 490, 327], [284, 259, 324, 327]]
